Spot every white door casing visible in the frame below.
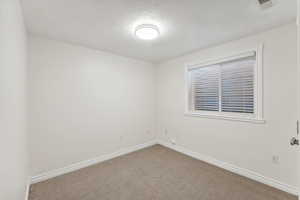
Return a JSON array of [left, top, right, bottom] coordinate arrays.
[[298, 0, 300, 198]]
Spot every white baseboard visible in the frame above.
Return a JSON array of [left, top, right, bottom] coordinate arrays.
[[25, 177, 31, 200], [30, 139, 298, 196], [31, 140, 156, 184], [158, 140, 299, 196]]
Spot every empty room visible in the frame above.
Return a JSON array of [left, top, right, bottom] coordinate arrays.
[[1, 0, 300, 199]]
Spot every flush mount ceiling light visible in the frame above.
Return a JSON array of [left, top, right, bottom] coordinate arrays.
[[135, 24, 160, 40]]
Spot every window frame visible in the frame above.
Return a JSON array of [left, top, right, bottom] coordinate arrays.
[[184, 45, 265, 124]]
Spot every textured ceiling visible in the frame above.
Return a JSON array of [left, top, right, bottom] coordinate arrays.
[[22, 0, 296, 63]]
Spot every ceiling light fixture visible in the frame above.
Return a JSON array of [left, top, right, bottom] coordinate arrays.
[[135, 24, 160, 40]]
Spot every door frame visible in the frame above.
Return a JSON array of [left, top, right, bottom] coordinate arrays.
[[297, 0, 300, 199]]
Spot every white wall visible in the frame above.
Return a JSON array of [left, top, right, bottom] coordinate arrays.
[[28, 36, 156, 176], [0, 0, 29, 199], [156, 23, 298, 188], [28, 21, 298, 191]]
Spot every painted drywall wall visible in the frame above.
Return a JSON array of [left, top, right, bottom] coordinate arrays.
[[28, 36, 156, 176], [156, 23, 298, 188], [0, 0, 29, 199]]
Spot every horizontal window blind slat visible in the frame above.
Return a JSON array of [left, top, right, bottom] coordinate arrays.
[[191, 65, 219, 111], [189, 55, 255, 114], [221, 56, 255, 114]]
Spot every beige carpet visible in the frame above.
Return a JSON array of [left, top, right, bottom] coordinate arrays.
[[29, 145, 297, 200]]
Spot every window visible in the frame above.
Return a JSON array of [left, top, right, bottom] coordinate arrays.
[[185, 48, 264, 123]]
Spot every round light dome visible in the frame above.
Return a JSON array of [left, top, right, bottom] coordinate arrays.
[[135, 24, 160, 40]]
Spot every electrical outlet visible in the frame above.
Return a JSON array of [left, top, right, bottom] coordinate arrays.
[[164, 129, 168, 136], [272, 155, 279, 164], [171, 138, 176, 145]]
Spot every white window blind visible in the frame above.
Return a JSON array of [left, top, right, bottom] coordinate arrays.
[[191, 65, 219, 111], [221, 57, 255, 113], [188, 53, 256, 115]]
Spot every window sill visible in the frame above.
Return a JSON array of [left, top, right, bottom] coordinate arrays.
[[184, 112, 266, 124]]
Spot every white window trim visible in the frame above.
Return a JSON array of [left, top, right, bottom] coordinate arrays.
[[184, 45, 265, 124]]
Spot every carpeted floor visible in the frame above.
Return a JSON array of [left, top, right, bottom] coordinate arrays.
[[29, 145, 297, 200]]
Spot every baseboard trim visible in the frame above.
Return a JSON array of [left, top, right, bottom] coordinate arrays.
[[31, 140, 156, 184], [30, 139, 298, 196], [158, 140, 299, 196], [25, 177, 31, 200]]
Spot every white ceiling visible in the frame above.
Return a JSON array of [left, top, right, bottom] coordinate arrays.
[[22, 0, 296, 63]]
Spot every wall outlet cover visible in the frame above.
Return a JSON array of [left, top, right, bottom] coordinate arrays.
[[171, 139, 176, 145], [272, 155, 279, 164]]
